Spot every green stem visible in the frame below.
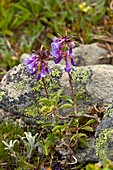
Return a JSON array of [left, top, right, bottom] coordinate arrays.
[[42, 77, 49, 99], [68, 72, 77, 113]]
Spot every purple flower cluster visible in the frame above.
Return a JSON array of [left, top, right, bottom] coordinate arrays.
[[50, 36, 76, 72], [24, 48, 50, 81], [24, 35, 76, 81]]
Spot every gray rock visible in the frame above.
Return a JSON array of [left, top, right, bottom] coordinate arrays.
[[56, 136, 98, 164], [1, 64, 113, 116], [73, 43, 109, 66], [20, 53, 29, 63], [1, 63, 113, 164], [74, 137, 98, 164]]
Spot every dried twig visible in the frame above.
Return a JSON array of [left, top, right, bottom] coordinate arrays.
[[56, 113, 100, 123]]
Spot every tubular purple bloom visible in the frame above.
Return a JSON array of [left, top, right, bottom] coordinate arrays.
[[24, 47, 50, 81], [40, 67, 46, 78], [54, 55, 63, 64], [50, 46, 60, 58], [50, 35, 76, 72], [50, 36, 65, 58], [36, 62, 50, 81], [69, 48, 72, 55], [71, 58, 76, 66], [68, 42, 75, 54], [36, 73, 41, 81], [24, 54, 38, 75], [65, 57, 72, 72], [52, 36, 58, 41], [45, 67, 51, 74]]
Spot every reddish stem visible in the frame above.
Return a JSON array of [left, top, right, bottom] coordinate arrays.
[[68, 72, 77, 113], [42, 77, 49, 99], [68, 72, 75, 101]]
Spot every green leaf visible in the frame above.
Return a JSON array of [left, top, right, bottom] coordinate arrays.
[[61, 124, 67, 132], [48, 105, 55, 113], [79, 138, 89, 147], [49, 90, 63, 105], [40, 106, 50, 113], [38, 98, 51, 105], [78, 133, 87, 138], [52, 125, 63, 132], [44, 142, 50, 156], [11, 13, 30, 29], [41, 11, 56, 18], [70, 134, 77, 142], [75, 90, 85, 103], [81, 126, 94, 132], [58, 103, 73, 110], [0, 30, 13, 36], [71, 133, 87, 142], [55, 90, 63, 104], [61, 95, 74, 104], [85, 163, 101, 170], [12, 4, 31, 13], [83, 119, 95, 127]]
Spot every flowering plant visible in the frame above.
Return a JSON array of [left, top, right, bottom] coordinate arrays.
[[23, 34, 97, 169], [24, 34, 77, 111]]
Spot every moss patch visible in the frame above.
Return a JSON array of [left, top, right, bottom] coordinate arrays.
[[32, 67, 62, 94], [104, 105, 113, 118], [0, 91, 6, 101], [71, 67, 92, 110], [24, 104, 39, 117], [71, 67, 92, 85], [13, 80, 25, 90], [96, 128, 113, 162]]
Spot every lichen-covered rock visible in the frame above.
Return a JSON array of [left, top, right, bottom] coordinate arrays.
[[0, 62, 63, 116], [1, 64, 113, 117], [1, 63, 113, 164], [95, 104, 113, 162]]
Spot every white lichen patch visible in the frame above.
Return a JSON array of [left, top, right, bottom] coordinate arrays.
[[1, 80, 33, 100], [0, 64, 34, 100]]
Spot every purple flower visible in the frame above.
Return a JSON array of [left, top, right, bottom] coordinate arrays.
[[55, 162, 60, 170], [65, 52, 76, 72], [24, 48, 50, 81], [24, 54, 38, 75], [50, 36, 65, 58], [50, 35, 76, 72], [68, 41, 75, 54], [36, 62, 50, 81]]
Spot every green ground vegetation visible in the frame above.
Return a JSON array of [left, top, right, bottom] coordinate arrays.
[[0, 0, 113, 74]]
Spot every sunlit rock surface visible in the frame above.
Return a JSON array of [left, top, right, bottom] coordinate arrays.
[[1, 63, 113, 115]]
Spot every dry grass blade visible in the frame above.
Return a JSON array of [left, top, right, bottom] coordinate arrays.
[[110, 0, 113, 9], [93, 35, 113, 43]]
